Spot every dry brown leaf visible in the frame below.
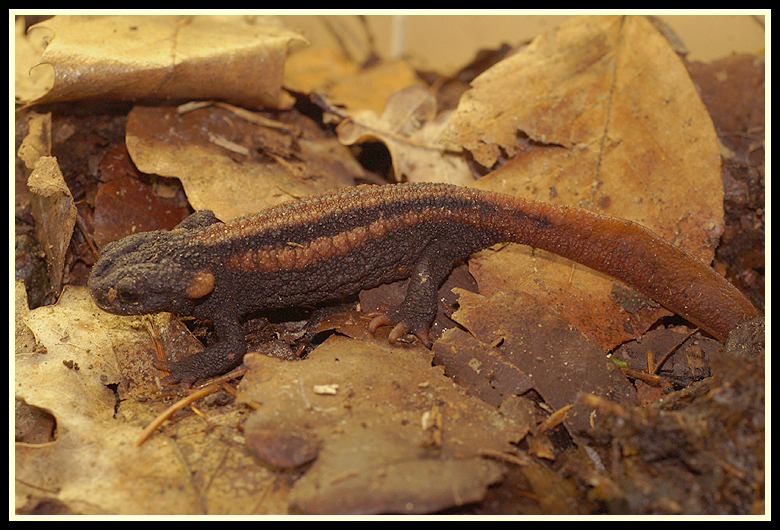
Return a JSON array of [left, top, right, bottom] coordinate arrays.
[[434, 290, 637, 440], [335, 85, 474, 185], [22, 15, 305, 109], [291, 451, 502, 515], [90, 145, 191, 248], [441, 16, 723, 349], [238, 336, 522, 514], [126, 105, 363, 220]]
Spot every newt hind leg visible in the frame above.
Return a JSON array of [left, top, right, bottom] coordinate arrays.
[[368, 237, 466, 348]]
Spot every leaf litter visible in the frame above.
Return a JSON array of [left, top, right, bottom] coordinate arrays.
[[14, 14, 764, 515]]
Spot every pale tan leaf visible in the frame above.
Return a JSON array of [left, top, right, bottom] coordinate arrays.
[[283, 47, 357, 95], [16, 287, 283, 514], [14, 17, 54, 103], [286, 51, 421, 116], [16, 111, 51, 169]]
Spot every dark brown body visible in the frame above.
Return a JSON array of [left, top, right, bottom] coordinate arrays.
[[89, 183, 759, 383]]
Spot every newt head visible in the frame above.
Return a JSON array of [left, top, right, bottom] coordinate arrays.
[[88, 229, 211, 317]]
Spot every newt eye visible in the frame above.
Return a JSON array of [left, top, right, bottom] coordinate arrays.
[[118, 290, 144, 305]]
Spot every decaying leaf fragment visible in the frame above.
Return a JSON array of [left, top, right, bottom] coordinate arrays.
[[434, 290, 637, 440], [22, 15, 306, 109], [26, 155, 76, 295], [17, 111, 51, 169]]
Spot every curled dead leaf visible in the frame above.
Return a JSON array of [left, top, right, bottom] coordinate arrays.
[[333, 85, 474, 185], [22, 15, 306, 109]]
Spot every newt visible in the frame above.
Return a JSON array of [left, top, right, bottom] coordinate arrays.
[[88, 183, 760, 384]]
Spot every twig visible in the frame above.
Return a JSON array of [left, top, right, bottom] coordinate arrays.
[[135, 383, 219, 447]]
